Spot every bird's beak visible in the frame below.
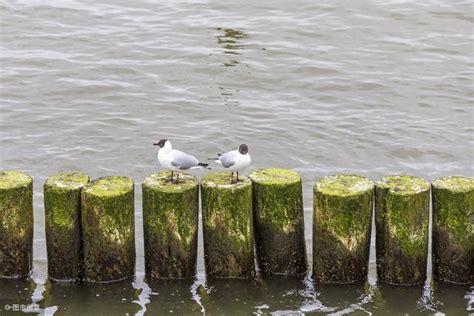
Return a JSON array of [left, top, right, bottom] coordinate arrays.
[[153, 143, 159, 146]]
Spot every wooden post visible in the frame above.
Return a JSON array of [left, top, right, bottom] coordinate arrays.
[[432, 176, 473, 284], [44, 172, 89, 282], [201, 173, 254, 278], [249, 168, 307, 276], [0, 171, 33, 278], [375, 175, 430, 285], [142, 172, 199, 279], [313, 174, 374, 283], [81, 176, 135, 282]]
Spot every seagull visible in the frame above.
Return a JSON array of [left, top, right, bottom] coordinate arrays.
[[153, 139, 210, 183], [209, 144, 251, 184]]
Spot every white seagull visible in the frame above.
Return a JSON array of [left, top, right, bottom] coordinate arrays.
[[209, 144, 251, 184], [154, 139, 210, 183]]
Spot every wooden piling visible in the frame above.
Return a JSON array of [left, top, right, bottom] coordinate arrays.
[[201, 173, 254, 278], [0, 171, 33, 278], [313, 174, 374, 283], [81, 176, 135, 282], [249, 168, 307, 276], [44, 172, 89, 282], [432, 176, 473, 284], [375, 175, 430, 285], [142, 172, 199, 279]]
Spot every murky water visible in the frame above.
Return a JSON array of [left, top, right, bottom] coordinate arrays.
[[1, 0, 473, 314]]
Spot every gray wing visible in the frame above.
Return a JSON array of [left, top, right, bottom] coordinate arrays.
[[219, 151, 236, 168], [170, 150, 199, 170]]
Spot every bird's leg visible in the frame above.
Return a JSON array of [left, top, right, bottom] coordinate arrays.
[[236, 172, 239, 183], [230, 172, 234, 184], [170, 171, 174, 182], [176, 173, 180, 184]]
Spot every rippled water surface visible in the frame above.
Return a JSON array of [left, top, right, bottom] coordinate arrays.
[[1, 0, 473, 314]]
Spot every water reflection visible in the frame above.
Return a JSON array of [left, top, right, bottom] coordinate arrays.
[[1, 274, 473, 314], [222, 61, 239, 67], [216, 27, 247, 57], [202, 278, 260, 314], [0, 279, 35, 313], [145, 279, 201, 315], [216, 86, 240, 107], [430, 282, 473, 314], [312, 281, 372, 314], [253, 276, 307, 313], [214, 27, 248, 106], [132, 274, 152, 316], [42, 280, 140, 315], [372, 284, 426, 314], [369, 279, 471, 314]]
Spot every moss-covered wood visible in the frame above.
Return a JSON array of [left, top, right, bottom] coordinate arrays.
[[201, 173, 254, 278], [0, 171, 33, 278], [432, 176, 473, 284], [142, 172, 198, 279], [313, 174, 374, 283], [44, 172, 89, 282], [375, 175, 430, 285], [81, 176, 135, 282], [249, 168, 307, 276]]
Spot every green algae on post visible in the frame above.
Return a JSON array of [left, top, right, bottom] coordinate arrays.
[[81, 176, 135, 282], [432, 176, 474, 284], [44, 172, 89, 282], [142, 172, 199, 279], [201, 172, 254, 278], [0, 171, 33, 278], [249, 168, 307, 276], [375, 175, 430, 285], [313, 174, 374, 283]]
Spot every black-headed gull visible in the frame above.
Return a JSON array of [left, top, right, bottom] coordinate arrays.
[[209, 144, 251, 184], [153, 139, 210, 183]]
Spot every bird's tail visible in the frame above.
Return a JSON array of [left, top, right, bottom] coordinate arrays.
[[207, 153, 222, 161], [198, 162, 211, 170]]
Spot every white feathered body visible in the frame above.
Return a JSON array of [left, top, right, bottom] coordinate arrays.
[[217, 150, 251, 172], [158, 141, 201, 172]]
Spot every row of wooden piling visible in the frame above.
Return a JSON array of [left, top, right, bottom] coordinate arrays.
[[0, 170, 472, 285]]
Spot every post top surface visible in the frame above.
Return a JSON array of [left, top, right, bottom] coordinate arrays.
[[314, 174, 374, 196], [143, 171, 198, 192], [0, 170, 32, 190], [45, 172, 90, 190], [432, 175, 473, 193], [83, 176, 133, 197], [249, 168, 300, 185], [202, 172, 251, 188], [376, 175, 430, 195]]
